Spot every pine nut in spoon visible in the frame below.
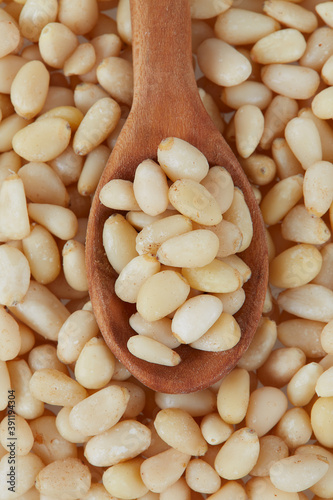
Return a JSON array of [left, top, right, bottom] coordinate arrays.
[[85, 0, 268, 394]]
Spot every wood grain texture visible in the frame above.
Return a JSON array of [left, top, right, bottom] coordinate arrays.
[[86, 0, 269, 393]]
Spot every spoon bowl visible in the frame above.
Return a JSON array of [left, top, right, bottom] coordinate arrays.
[[86, 0, 268, 393]]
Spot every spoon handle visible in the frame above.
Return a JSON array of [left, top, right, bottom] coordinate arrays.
[[131, 0, 200, 115], [126, 0, 213, 152]]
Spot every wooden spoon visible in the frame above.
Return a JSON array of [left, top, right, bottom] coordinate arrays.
[[86, 0, 268, 394]]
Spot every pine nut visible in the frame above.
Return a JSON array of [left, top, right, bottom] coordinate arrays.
[[316, 2, 333, 28], [190, 0, 231, 19], [139, 450, 190, 494], [277, 318, 326, 358], [275, 407, 312, 449], [9, 280, 70, 341], [136, 214, 192, 255], [278, 284, 333, 322], [28, 344, 68, 374], [246, 386, 288, 436], [285, 117, 323, 170], [0, 174, 30, 242], [0, 245, 30, 307], [168, 178, 222, 226], [234, 104, 264, 158], [251, 28, 306, 64], [221, 81, 273, 110], [58, 0, 98, 35], [261, 64, 320, 100], [200, 412, 233, 445], [85, 419, 151, 467], [78, 145, 110, 196], [19, 0, 58, 42], [269, 243, 322, 288], [171, 294, 222, 344], [263, 0, 318, 33], [250, 435, 289, 477], [200, 165, 234, 214], [281, 204, 331, 245], [62, 239, 88, 292], [223, 188, 253, 251], [260, 96, 299, 150], [30, 415, 77, 464], [0, 453, 44, 498], [154, 408, 207, 456], [35, 457, 91, 498], [155, 389, 216, 417], [29, 368, 87, 406], [214, 427, 260, 480], [304, 160, 333, 216], [7, 359, 44, 419], [39, 22, 78, 69], [295, 443, 333, 498], [74, 337, 115, 389], [215, 9, 280, 46], [103, 457, 149, 498], [190, 311, 241, 352], [127, 335, 181, 367], [57, 309, 99, 364], [73, 97, 121, 155], [185, 458, 221, 494], [133, 159, 169, 215], [157, 229, 219, 268], [11, 60, 49, 119], [158, 137, 209, 182], [136, 270, 190, 322], [0, 414, 34, 456], [197, 38, 252, 87], [270, 454, 329, 493], [129, 313, 180, 349], [13, 117, 71, 162], [97, 56, 133, 106], [321, 319, 333, 354], [217, 368, 250, 424]]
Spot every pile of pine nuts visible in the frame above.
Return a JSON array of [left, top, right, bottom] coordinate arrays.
[[0, 0, 333, 498], [100, 137, 251, 365]]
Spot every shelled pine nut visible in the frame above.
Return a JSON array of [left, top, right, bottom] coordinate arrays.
[[1, 1, 333, 497]]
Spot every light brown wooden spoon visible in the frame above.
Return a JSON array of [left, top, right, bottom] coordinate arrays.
[[86, 0, 268, 394]]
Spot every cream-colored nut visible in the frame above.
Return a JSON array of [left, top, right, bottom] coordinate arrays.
[[136, 214, 192, 255], [36, 457, 91, 499], [103, 457, 148, 499], [140, 449, 191, 494], [157, 137, 209, 182], [136, 270, 190, 322], [217, 368, 250, 424], [214, 427, 260, 480], [100, 179, 139, 211], [127, 336, 181, 367], [115, 254, 160, 303], [269, 454, 329, 493], [10, 60, 49, 119], [103, 213, 138, 274], [29, 368, 87, 406], [171, 294, 222, 344], [197, 38, 251, 87], [169, 178, 222, 226], [85, 419, 151, 467], [73, 97, 121, 156], [74, 337, 115, 389], [157, 229, 219, 268], [154, 408, 207, 456], [182, 259, 242, 294], [13, 117, 71, 162]]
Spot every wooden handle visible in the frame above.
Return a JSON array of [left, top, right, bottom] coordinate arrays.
[[130, 0, 197, 108]]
